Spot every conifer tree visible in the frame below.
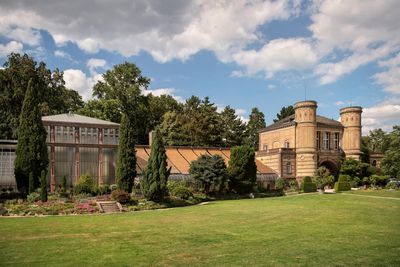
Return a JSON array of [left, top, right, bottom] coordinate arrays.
[[28, 172, 34, 194], [14, 79, 49, 195], [141, 129, 171, 201], [227, 145, 257, 194], [40, 170, 47, 202], [116, 114, 137, 192], [245, 107, 266, 149]]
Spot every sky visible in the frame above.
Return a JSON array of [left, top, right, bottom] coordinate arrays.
[[0, 0, 399, 135]]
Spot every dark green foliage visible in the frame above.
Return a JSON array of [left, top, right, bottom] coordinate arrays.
[[361, 136, 370, 163], [245, 107, 266, 150], [167, 180, 194, 200], [140, 129, 171, 201], [369, 175, 390, 187], [220, 105, 246, 147], [334, 175, 351, 192], [14, 79, 49, 195], [27, 192, 41, 203], [381, 126, 400, 178], [340, 158, 362, 178], [116, 115, 137, 192], [314, 166, 335, 190], [97, 184, 111, 195], [189, 154, 227, 194], [40, 170, 47, 202], [273, 105, 294, 122], [111, 189, 130, 204], [301, 176, 317, 193], [28, 173, 34, 194], [74, 174, 95, 195], [275, 178, 286, 190], [0, 53, 83, 139], [227, 145, 257, 194], [61, 176, 67, 192]]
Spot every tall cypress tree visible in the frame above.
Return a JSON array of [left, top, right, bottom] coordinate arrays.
[[227, 145, 257, 194], [14, 79, 49, 195], [141, 129, 171, 201], [116, 114, 137, 192]]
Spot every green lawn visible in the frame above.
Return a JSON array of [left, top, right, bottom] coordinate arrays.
[[1, 193, 399, 266], [344, 189, 400, 198]]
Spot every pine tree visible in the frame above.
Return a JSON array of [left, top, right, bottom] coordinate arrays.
[[141, 129, 171, 201], [245, 107, 266, 150], [14, 79, 49, 195], [274, 105, 294, 122], [227, 145, 257, 194], [116, 114, 137, 192], [220, 106, 246, 147], [40, 170, 47, 202]]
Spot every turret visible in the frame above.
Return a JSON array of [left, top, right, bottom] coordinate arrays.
[[294, 100, 317, 179], [340, 106, 362, 160]]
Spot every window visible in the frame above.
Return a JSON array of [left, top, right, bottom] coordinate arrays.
[[263, 144, 268, 151], [284, 141, 290, 148], [286, 162, 292, 174], [323, 132, 330, 150], [334, 132, 339, 150], [316, 131, 321, 150]]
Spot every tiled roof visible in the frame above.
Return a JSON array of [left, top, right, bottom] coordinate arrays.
[[135, 146, 276, 175], [260, 114, 342, 133], [42, 113, 119, 126]]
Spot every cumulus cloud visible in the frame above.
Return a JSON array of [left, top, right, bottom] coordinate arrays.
[[0, 0, 297, 62], [373, 53, 400, 95], [362, 99, 400, 134], [0, 41, 23, 57], [310, 0, 400, 85], [142, 87, 185, 103], [63, 69, 101, 101], [232, 38, 318, 78], [87, 58, 107, 74]]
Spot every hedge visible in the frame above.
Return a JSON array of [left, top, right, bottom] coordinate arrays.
[[302, 176, 317, 193], [334, 175, 351, 192]]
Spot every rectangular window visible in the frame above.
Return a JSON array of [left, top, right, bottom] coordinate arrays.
[[334, 132, 339, 150], [285, 141, 290, 148], [316, 131, 321, 150], [286, 162, 292, 174], [263, 144, 268, 151], [323, 132, 330, 150]]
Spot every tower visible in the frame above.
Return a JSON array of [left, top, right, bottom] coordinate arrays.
[[294, 100, 317, 179], [340, 106, 362, 160]]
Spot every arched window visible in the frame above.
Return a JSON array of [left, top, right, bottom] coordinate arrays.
[[372, 160, 377, 167]]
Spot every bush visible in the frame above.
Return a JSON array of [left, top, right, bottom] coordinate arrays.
[[288, 180, 299, 191], [386, 179, 400, 189], [301, 176, 317, 193], [362, 176, 370, 186], [167, 181, 194, 200], [275, 178, 286, 190], [110, 184, 118, 191], [334, 175, 351, 192], [349, 177, 361, 188], [370, 175, 390, 187], [97, 184, 111, 195], [74, 174, 95, 195], [111, 189, 130, 204], [27, 192, 40, 203]]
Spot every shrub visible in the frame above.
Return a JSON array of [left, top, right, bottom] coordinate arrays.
[[27, 192, 40, 203], [301, 176, 317, 193], [171, 186, 193, 200], [370, 175, 390, 187], [362, 176, 370, 186], [334, 175, 351, 192], [288, 180, 299, 191], [110, 184, 118, 191], [74, 174, 95, 195], [97, 184, 111, 195], [275, 178, 286, 190], [386, 179, 400, 190], [111, 189, 130, 204], [349, 177, 361, 188], [61, 176, 67, 192]]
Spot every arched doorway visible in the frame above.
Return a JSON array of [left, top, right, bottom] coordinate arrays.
[[319, 160, 339, 179]]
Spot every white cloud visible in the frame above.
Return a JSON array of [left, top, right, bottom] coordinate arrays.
[[310, 0, 400, 85], [232, 38, 318, 78], [0, 0, 297, 61], [54, 50, 76, 62], [63, 69, 101, 101], [334, 101, 344, 106], [86, 58, 107, 74], [373, 53, 400, 95], [142, 87, 185, 103], [362, 98, 400, 134], [0, 41, 23, 57]]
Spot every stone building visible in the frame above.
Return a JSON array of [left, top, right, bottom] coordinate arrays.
[[256, 100, 362, 181]]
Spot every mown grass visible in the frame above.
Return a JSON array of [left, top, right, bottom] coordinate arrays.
[[0, 193, 399, 266], [345, 189, 400, 198]]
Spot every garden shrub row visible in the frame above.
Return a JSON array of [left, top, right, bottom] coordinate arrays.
[[334, 175, 351, 192]]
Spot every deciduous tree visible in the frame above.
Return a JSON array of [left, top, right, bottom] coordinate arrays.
[[227, 145, 257, 193]]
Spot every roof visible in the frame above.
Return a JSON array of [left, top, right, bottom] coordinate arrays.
[[135, 146, 276, 175], [42, 113, 119, 127], [260, 114, 342, 133]]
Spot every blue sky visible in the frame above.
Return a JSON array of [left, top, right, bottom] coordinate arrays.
[[0, 0, 399, 134]]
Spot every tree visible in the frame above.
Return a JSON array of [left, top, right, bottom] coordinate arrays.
[[245, 107, 266, 149], [40, 170, 47, 202], [116, 115, 137, 192], [220, 106, 246, 147], [360, 136, 370, 163], [227, 145, 257, 193], [141, 129, 171, 201], [314, 166, 335, 190], [189, 154, 227, 194], [0, 53, 83, 139], [340, 158, 362, 179], [381, 126, 400, 178], [368, 128, 390, 153], [14, 79, 49, 195], [273, 105, 294, 122]]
